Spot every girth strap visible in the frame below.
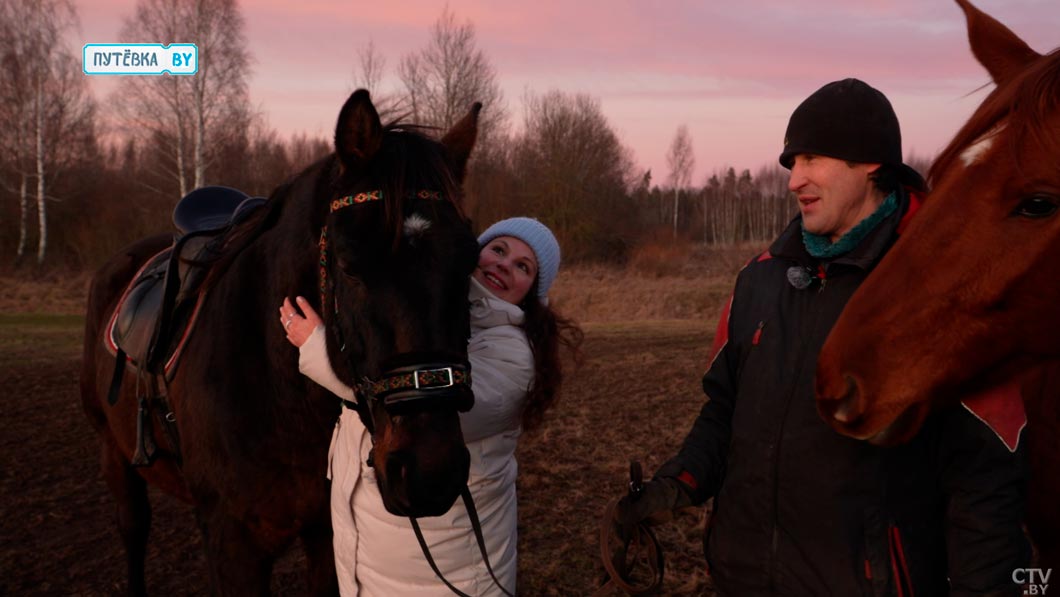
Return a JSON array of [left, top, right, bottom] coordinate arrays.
[[409, 486, 515, 597]]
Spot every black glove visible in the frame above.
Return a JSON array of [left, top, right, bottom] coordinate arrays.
[[613, 476, 695, 539]]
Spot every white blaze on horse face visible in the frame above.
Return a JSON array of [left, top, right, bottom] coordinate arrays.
[[403, 213, 432, 240], [960, 124, 1005, 168]]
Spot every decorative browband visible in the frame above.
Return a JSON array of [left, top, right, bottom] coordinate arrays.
[[317, 189, 445, 303]]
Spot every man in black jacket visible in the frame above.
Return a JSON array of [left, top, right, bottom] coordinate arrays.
[[617, 78, 1030, 596]]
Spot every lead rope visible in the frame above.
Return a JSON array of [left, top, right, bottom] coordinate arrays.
[[593, 461, 664, 596], [410, 486, 515, 597], [593, 499, 664, 596]]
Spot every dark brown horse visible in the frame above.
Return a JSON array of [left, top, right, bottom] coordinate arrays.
[[815, 0, 1060, 568], [80, 90, 482, 595]]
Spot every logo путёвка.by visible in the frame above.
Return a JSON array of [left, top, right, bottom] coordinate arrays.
[[83, 43, 198, 76]]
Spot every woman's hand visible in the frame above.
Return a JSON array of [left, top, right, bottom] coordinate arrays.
[[278, 296, 323, 347]]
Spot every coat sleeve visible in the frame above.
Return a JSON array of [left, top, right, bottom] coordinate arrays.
[[939, 386, 1030, 596], [459, 325, 534, 444], [655, 286, 742, 505], [297, 325, 356, 401]]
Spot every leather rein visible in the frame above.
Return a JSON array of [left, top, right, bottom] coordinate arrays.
[[594, 462, 665, 596]]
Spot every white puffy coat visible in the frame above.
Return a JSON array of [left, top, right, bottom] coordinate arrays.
[[299, 277, 533, 596]]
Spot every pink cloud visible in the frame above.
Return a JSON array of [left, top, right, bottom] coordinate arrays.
[[73, 0, 1060, 181]]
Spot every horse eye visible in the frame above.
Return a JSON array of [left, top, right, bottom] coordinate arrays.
[[1013, 196, 1059, 219]]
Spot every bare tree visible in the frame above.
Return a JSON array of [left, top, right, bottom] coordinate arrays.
[[0, 0, 94, 265], [397, 6, 506, 150], [286, 133, 331, 173], [0, 1, 30, 257], [752, 163, 793, 242], [115, 0, 252, 198], [666, 125, 694, 239], [354, 39, 386, 92], [705, 167, 740, 245], [509, 90, 637, 261], [351, 39, 403, 118]]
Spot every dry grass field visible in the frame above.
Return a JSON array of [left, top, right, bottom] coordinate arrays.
[[0, 241, 762, 595]]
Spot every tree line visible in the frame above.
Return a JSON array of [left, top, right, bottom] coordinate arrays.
[[0, 0, 928, 271]]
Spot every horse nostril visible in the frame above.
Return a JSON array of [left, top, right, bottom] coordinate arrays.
[[831, 376, 861, 424]]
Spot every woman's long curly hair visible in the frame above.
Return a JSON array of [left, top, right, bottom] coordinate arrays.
[[518, 278, 584, 432]]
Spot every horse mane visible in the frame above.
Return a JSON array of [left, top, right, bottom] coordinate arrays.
[[929, 48, 1060, 187], [196, 122, 467, 296]]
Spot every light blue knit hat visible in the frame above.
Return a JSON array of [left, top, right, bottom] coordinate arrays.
[[477, 217, 560, 302]]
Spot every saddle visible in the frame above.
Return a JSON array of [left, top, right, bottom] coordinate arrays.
[[103, 186, 265, 465]]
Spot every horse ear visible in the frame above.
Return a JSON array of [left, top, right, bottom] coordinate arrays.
[[956, 0, 1041, 86], [335, 89, 383, 167], [440, 102, 482, 183]]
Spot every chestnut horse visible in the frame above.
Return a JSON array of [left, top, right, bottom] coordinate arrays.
[[80, 90, 482, 594], [816, 0, 1060, 568]]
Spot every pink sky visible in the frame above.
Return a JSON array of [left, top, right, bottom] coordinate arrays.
[[75, 0, 1059, 184]]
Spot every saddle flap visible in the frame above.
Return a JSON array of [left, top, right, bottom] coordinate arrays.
[[111, 249, 171, 365], [108, 234, 216, 377]]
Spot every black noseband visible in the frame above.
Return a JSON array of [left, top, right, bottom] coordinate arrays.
[[345, 360, 474, 437], [364, 362, 474, 413]]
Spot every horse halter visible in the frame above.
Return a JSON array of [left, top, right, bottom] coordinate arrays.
[[319, 189, 474, 433]]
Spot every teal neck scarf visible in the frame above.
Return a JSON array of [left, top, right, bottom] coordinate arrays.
[[802, 192, 898, 259]]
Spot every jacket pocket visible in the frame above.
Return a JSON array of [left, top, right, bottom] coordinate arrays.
[[736, 319, 769, 388], [860, 508, 892, 597]]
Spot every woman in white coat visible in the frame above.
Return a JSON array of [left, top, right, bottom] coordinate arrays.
[[279, 217, 582, 596]]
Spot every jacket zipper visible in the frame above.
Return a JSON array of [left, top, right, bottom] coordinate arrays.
[[768, 281, 827, 593]]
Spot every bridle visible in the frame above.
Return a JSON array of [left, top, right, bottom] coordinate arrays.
[[319, 188, 475, 428], [317, 188, 444, 306], [320, 188, 511, 596]]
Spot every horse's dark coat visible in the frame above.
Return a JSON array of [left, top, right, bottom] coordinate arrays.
[[80, 90, 482, 595]]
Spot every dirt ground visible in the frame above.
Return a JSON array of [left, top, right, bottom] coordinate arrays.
[[0, 311, 720, 595]]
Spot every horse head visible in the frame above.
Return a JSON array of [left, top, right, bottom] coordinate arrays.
[[322, 89, 481, 516], [815, 0, 1060, 444]]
